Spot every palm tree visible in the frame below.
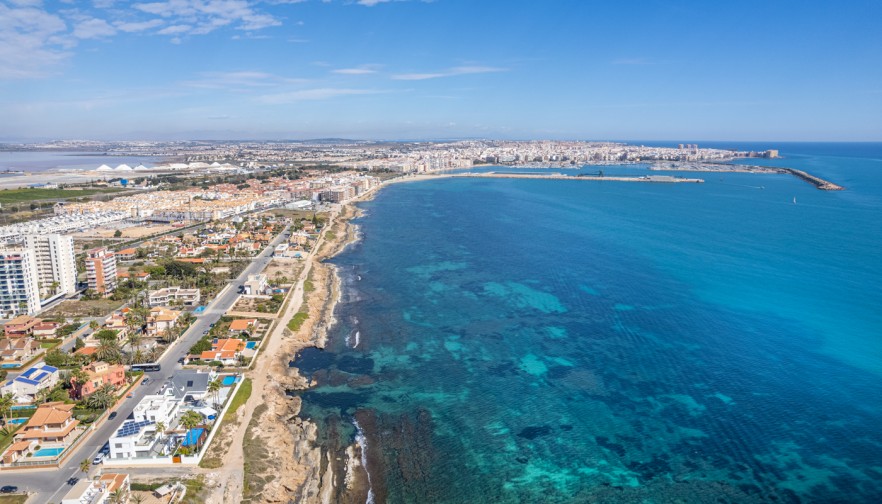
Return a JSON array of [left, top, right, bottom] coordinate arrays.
[[130, 493, 146, 504], [126, 332, 142, 355], [69, 368, 89, 398], [88, 320, 99, 332], [107, 488, 128, 504], [179, 410, 202, 432], [96, 338, 120, 364], [79, 458, 90, 474], [84, 384, 116, 410], [207, 379, 222, 409], [0, 392, 15, 426]]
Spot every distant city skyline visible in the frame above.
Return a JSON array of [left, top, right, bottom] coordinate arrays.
[[1, 0, 880, 141]]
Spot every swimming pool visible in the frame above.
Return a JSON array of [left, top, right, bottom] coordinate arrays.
[[1, 363, 20, 369], [245, 341, 257, 349], [33, 447, 64, 457], [7, 418, 27, 425], [221, 376, 237, 386]]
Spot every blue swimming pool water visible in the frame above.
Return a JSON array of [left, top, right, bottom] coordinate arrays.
[[1, 363, 21, 369], [245, 341, 257, 349], [7, 418, 26, 424], [33, 447, 64, 457], [222, 376, 237, 386]]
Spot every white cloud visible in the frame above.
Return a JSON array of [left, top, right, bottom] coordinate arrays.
[[0, 3, 71, 79], [392, 65, 506, 80], [158, 24, 192, 35], [257, 87, 385, 104], [333, 64, 381, 75], [114, 19, 164, 32], [73, 17, 116, 39], [133, 0, 280, 36]]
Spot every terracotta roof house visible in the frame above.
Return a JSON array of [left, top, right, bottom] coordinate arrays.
[[74, 346, 98, 357], [32, 321, 60, 339], [200, 338, 246, 363], [71, 361, 126, 399], [147, 307, 181, 338], [18, 401, 79, 443], [3, 315, 40, 338], [2, 439, 36, 464], [228, 319, 257, 333], [117, 248, 138, 260], [0, 338, 40, 363]]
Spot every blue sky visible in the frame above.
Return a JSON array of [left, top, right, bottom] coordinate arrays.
[[1, 0, 880, 141]]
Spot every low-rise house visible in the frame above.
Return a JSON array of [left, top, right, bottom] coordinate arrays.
[[74, 346, 98, 359], [146, 307, 181, 338], [117, 248, 138, 261], [1, 363, 59, 402], [2, 440, 36, 464], [18, 401, 79, 444], [61, 473, 130, 504], [0, 338, 40, 363], [200, 338, 246, 364], [148, 287, 201, 307], [242, 274, 267, 295], [102, 311, 130, 336], [3, 315, 40, 338], [228, 319, 257, 334], [71, 361, 126, 399], [169, 370, 214, 402], [133, 390, 180, 424], [107, 419, 159, 460], [32, 320, 61, 339]]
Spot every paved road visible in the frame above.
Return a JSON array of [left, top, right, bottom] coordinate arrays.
[[0, 226, 289, 503]]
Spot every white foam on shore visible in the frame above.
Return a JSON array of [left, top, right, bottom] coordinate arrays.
[[353, 330, 361, 348], [352, 419, 375, 504]]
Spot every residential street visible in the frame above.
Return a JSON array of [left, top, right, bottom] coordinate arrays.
[[0, 226, 289, 503]]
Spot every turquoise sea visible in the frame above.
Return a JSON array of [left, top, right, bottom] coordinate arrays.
[[293, 142, 882, 503]]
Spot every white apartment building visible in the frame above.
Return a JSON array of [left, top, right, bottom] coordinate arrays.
[[133, 390, 181, 424], [0, 247, 41, 317], [23, 234, 77, 300], [85, 247, 118, 296], [147, 286, 201, 307]]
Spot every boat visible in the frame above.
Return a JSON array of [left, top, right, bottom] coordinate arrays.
[[793, 197, 797, 204]]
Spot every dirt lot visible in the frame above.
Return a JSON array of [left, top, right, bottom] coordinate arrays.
[[72, 223, 181, 240], [42, 299, 124, 318], [262, 260, 302, 285]]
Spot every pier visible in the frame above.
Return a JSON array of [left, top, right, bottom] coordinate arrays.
[[649, 162, 844, 190], [784, 168, 844, 191], [451, 173, 704, 184]]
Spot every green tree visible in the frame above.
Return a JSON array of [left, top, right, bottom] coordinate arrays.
[[79, 458, 90, 474], [84, 384, 116, 410], [207, 378, 222, 409], [0, 392, 15, 426], [95, 338, 121, 364], [180, 410, 202, 432], [113, 229, 122, 238], [69, 368, 89, 397]]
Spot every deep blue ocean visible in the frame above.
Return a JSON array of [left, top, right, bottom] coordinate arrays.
[[294, 143, 882, 503]]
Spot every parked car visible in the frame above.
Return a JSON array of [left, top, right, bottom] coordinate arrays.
[[0, 486, 18, 493], [108, 411, 117, 420], [92, 453, 105, 465]]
